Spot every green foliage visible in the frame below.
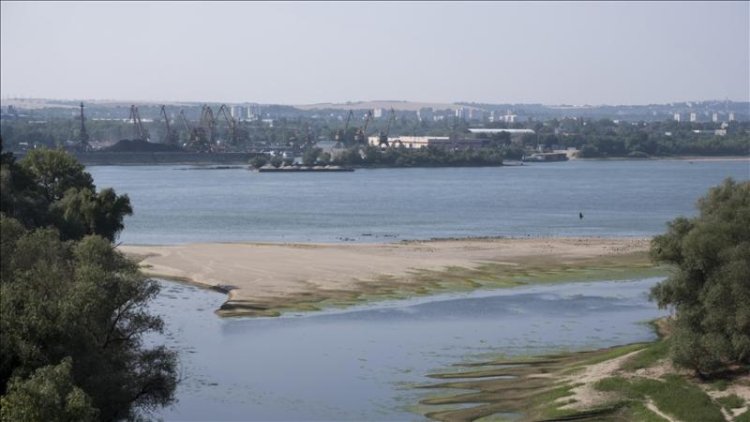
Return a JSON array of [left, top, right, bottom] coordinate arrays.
[[20, 149, 93, 202], [0, 358, 98, 422], [333, 145, 504, 168], [716, 393, 745, 410], [0, 148, 176, 420], [249, 155, 268, 169], [302, 148, 322, 166], [621, 338, 671, 371], [650, 178, 750, 375], [0, 219, 177, 420], [269, 155, 283, 168], [1, 148, 132, 241]]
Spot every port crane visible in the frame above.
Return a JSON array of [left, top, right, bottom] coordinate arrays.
[[216, 104, 238, 146], [129, 105, 149, 141], [378, 108, 396, 147], [354, 110, 373, 145], [334, 111, 353, 147], [199, 105, 217, 152], [180, 108, 211, 152], [160, 105, 178, 145]]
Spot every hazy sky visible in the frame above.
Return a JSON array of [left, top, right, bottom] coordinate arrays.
[[2, 1, 748, 105]]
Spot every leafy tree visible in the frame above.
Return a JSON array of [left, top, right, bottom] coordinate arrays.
[[0, 146, 177, 420], [1, 148, 132, 241], [249, 155, 268, 169], [650, 178, 750, 376], [269, 155, 283, 168], [0, 358, 98, 422], [19, 149, 94, 202], [0, 218, 177, 420], [302, 148, 322, 166]]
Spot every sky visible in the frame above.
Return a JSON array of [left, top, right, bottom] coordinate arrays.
[[1, 1, 748, 105]]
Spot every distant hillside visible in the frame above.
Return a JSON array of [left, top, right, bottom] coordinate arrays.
[[294, 100, 477, 112]]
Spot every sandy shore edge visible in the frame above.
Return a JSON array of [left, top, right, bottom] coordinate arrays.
[[120, 237, 656, 317]]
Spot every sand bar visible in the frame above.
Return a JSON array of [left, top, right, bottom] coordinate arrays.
[[120, 237, 652, 317]]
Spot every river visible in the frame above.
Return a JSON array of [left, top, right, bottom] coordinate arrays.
[[88, 159, 747, 420], [147, 277, 667, 421], [88, 159, 749, 244]]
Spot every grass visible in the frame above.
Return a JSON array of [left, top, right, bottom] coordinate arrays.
[[716, 393, 746, 410], [620, 338, 670, 371], [736, 410, 750, 422], [595, 374, 725, 422], [418, 331, 749, 422]]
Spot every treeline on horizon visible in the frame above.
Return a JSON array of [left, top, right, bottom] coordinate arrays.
[[1, 113, 748, 159]]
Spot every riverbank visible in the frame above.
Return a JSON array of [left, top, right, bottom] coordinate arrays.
[[120, 237, 659, 317], [418, 321, 750, 421]]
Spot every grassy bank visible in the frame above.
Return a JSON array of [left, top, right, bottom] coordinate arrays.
[[417, 324, 750, 421]]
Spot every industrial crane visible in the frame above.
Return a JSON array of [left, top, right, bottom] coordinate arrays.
[[334, 110, 353, 147], [180, 108, 210, 153], [129, 105, 150, 141], [378, 108, 396, 147], [354, 110, 373, 145], [160, 105, 178, 145], [216, 104, 238, 146], [199, 105, 217, 152]]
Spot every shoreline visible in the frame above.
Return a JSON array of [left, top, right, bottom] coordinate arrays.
[[120, 237, 659, 317]]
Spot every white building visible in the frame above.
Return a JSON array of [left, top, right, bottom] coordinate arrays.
[[673, 113, 681, 122], [712, 113, 719, 123], [468, 128, 535, 136], [689, 112, 697, 122]]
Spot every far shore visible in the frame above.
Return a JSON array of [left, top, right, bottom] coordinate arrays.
[[120, 237, 660, 317]]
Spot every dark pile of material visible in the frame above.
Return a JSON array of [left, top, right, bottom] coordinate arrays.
[[105, 139, 183, 152]]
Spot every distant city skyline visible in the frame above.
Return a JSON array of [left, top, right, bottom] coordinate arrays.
[[1, 1, 748, 106]]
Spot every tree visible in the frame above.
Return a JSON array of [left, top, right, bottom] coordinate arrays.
[[0, 146, 177, 420], [19, 149, 94, 202], [249, 156, 268, 169], [302, 148, 321, 166], [650, 178, 750, 376], [0, 218, 177, 420], [0, 358, 98, 422], [1, 148, 132, 241], [269, 155, 283, 168]]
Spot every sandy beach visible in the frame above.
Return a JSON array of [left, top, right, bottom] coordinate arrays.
[[121, 237, 653, 316]]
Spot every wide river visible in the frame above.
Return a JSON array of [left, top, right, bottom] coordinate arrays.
[[88, 159, 747, 420], [89, 159, 749, 244]]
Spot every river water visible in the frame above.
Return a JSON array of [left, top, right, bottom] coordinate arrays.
[[148, 278, 667, 421], [88, 159, 749, 245], [87, 159, 747, 420]]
